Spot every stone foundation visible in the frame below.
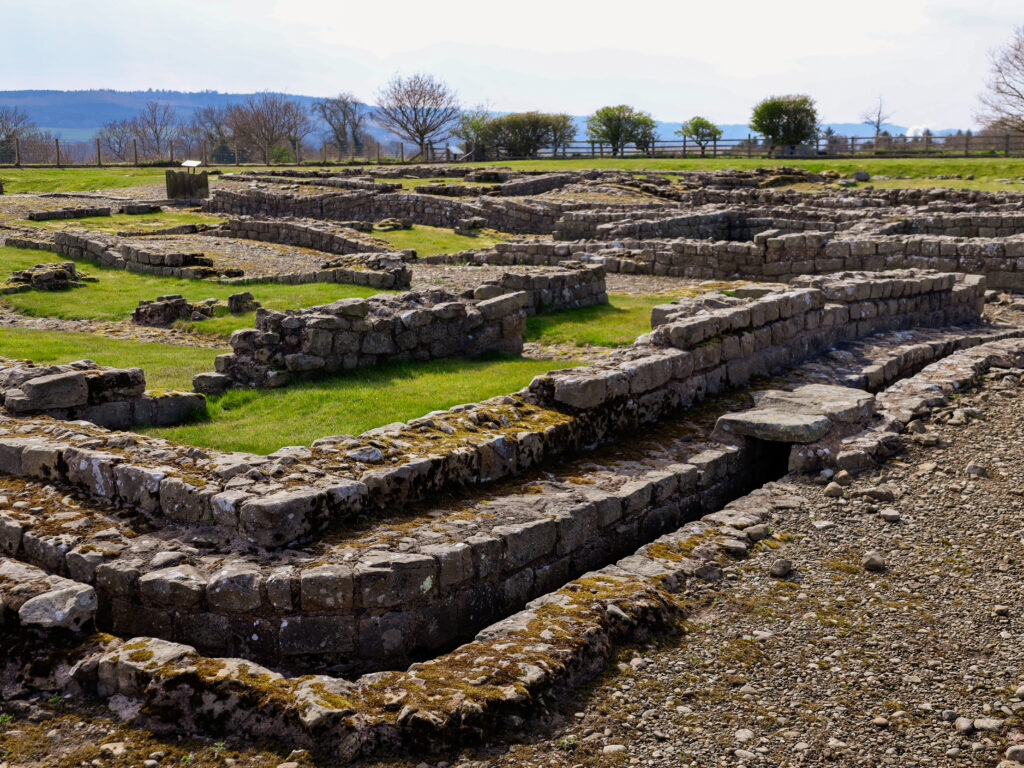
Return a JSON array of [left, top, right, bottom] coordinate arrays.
[[0, 358, 205, 429], [3, 262, 94, 293], [213, 289, 528, 388], [471, 261, 607, 315], [26, 206, 110, 221]]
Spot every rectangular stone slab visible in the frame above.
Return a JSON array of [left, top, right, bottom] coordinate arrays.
[[753, 383, 875, 423], [715, 409, 832, 443]]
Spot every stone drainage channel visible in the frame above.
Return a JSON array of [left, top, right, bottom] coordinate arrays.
[[4, 322, 1019, 681]]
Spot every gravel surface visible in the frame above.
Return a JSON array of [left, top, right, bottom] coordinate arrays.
[[441, 371, 1024, 768], [0, 305, 230, 348]]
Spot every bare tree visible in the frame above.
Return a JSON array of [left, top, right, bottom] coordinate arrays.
[[229, 92, 292, 164], [0, 106, 33, 142], [861, 96, 894, 142], [176, 121, 204, 160], [374, 73, 460, 157], [978, 26, 1024, 133], [96, 118, 135, 162], [281, 100, 314, 163], [133, 100, 178, 159], [314, 93, 370, 159]]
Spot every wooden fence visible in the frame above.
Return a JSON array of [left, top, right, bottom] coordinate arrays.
[[499, 133, 1024, 160], [2, 133, 1024, 168]]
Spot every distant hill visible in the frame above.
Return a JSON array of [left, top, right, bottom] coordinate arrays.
[[0, 90, 963, 144]]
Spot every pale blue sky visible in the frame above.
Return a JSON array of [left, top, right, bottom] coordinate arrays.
[[3, 0, 1021, 128]]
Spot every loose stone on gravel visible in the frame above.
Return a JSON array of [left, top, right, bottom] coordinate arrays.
[[862, 550, 887, 571]]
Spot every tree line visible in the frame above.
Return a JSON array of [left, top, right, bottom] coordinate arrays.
[[3, 27, 1024, 166]]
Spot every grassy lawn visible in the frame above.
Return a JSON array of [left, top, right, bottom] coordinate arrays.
[[371, 224, 504, 257], [525, 294, 667, 347], [142, 354, 571, 454], [474, 157, 1024, 184], [525, 289, 743, 348], [0, 246, 390, 331], [20, 210, 224, 233], [6, 159, 1024, 197], [0, 327, 221, 389], [0, 166, 292, 194]]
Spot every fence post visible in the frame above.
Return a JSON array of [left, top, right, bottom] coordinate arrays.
[[965, 133, 970, 157], [924, 133, 931, 155], [202, 141, 208, 166], [590, 141, 594, 158], [1006, 134, 1011, 156], [14, 137, 20, 167], [55, 138, 61, 168], [133, 139, 138, 166], [682, 136, 687, 158], [850, 137, 856, 157], [712, 137, 717, 158], [747, 134, 751, 159], [96, 138, 102, 166], [400, 144, 405, 163]]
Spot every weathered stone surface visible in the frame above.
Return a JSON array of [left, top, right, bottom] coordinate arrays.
[[715, 409, 833, 443], [18, 583, 97, 630], [754, 384, 875, 423]]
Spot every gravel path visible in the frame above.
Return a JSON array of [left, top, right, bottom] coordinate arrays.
[[0, 305, 230, 349]]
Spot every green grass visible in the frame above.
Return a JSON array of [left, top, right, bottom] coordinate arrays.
[[474, 157, 1024, 184], [21, 210, 224, 233], [0, 166, 285, 194], [0, 246, 390, 332], [141, 354, 572, 453], [525, 293, 690, 348], [526, 294, 665, 347], [371, 224, 504, 257], [0, 327, 220, 389], [5, 158, 1024, 196]]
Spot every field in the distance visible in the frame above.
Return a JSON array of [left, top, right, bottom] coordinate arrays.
[[3, 157, 1024, 195]]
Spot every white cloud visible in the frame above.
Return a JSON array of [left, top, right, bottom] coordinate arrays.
[[5, 0, 1024, 128]]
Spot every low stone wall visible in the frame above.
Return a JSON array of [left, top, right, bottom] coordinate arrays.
[[527, 271, 985, 426], [212, 289, 528, 388], [203, 189, 561, 234], [446, 228, 1024, 289], [121, 203, 162, 215], [491, 172, 576, 197], [26, 206, 110, 221], [3, 230, 410, 289], [0, 358, 205, 429], [51, 230, 228, 279], [132, 292, 260, 326], [222, 172, 401, 193], [471, 261, 607, 315], [3, 262, 94, 293], [417, 183, 499, 197], [0, 271, 987, 558], [215, 217, 398, 255], [0, 438, 755, 671]]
